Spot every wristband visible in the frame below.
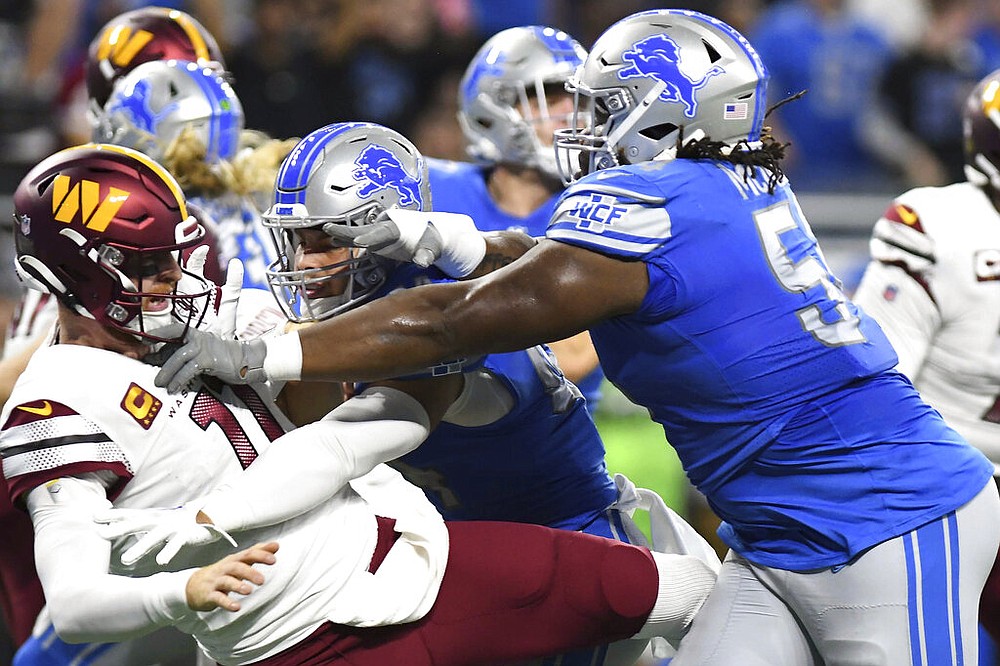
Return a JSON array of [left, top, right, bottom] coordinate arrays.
[[263, 331, 303, 381]]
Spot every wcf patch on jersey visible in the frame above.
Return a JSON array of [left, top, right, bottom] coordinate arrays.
[[565, 193, 628, 232], [121, 382, 161, 430]]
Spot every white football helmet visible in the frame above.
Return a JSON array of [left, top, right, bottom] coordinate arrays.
[[554, 9, 769, 182], [263, 122, 430, 322], [458, 25, 586, 179], [94, 59, 244, 164]]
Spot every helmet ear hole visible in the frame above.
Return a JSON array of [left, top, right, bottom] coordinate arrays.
[[640, 123, 679, 141], [702, 39, 722, 63]]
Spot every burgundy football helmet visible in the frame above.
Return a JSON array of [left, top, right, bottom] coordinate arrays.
[[13, 144, 213, 343], [86, 7, 226, 111], [964, 68, 1000, 193]]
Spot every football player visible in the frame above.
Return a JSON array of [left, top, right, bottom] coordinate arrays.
[[105, 121, 720, 665], [852, 67, 1000, 647], [430, 25, 604, 405], [2, 143, 716, 666], [155, 10, 1000, 664]]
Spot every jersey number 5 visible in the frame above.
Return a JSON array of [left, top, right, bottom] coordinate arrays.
[[755, 200, 866, 347]]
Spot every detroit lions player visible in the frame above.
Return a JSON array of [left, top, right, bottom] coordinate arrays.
[[154, 10, 1000, 664], [853, 67, 1000, 649], [119, 121, 719, 665], [430, 25, 605, 405]]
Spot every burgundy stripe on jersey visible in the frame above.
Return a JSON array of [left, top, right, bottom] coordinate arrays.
[[5, 460, 131, 503], [3, 400, 77, 429], [368, 516, 400, 574]]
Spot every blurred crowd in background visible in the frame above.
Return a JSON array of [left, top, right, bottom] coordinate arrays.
[[2, 0, 1000, 199]]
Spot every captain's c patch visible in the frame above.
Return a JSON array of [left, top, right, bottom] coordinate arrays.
[[121, 383, 161, 429]]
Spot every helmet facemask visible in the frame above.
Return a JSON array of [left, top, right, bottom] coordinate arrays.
[[264, 123, 430, 323], [263, 203, 390, 323], [13, 144, 215, 346], [458, 26, 587, 180]]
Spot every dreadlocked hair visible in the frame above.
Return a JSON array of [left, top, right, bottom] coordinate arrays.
[[676, 127, 789, 193], [163, 128, 298, 201]]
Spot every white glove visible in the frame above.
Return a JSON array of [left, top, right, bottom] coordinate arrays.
[[94, 504, 238, 567], [176, 247, 244, 339], [209, 258, 244, 339], [323, 209, 487, 278]]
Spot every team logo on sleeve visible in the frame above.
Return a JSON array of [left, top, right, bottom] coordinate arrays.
[[884, 202, 925, 233], [618, 35, 723, 118], [121, 383, 161, 430], [565, 193, 628, 232], [353, 144, 423, 207]]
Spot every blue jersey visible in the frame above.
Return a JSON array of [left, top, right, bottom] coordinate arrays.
[[189, 192, 275, 291], [547, 159, 993, 569], [428, 158, 605, 405], [373, 263, 619, 531]]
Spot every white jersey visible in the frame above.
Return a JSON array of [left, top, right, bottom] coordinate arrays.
[[853, 181, 1000, 470], [0, 343, 448, 664]]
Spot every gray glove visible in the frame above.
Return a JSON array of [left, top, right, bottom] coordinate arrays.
[[323, 212, 441, 268], [323, 209, 485, 277], [148, 323, 268, 393]]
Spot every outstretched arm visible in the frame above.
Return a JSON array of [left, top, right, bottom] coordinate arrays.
[[295, 240, 647, 381], [97, 386, 432, 565], [153, 240, 648, 389]]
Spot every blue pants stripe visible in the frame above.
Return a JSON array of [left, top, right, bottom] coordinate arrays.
[[905, 512, 962, 666]]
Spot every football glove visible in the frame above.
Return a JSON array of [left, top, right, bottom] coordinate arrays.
[[323, 209, 486, 278]]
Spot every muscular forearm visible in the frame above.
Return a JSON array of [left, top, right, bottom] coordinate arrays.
[[463, 230, 537, 279], [290, 241, 631, 382]]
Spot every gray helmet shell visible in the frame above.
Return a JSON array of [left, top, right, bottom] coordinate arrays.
[[555, 10, 769, 181], [263, 122, 429, 322], [95, 59, 244, 164], [458, 26, 586, 179]]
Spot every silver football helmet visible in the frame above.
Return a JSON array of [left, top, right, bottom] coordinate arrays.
[[458, 25, 586, 179], [554, 9, 769, 183], [94, 59, 244, 164], [263, 122, 431, 322]]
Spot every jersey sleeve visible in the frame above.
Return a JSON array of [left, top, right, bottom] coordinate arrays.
[[866, 200, 938, 301], [852, 199, 941, 379], [0, 399, 131, 503], [546, 173, 671, 259]]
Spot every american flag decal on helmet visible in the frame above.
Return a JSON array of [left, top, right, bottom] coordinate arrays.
[[724, 103, 748, 120]]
